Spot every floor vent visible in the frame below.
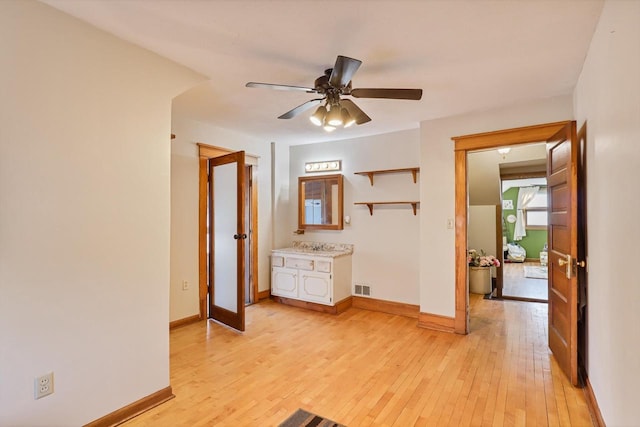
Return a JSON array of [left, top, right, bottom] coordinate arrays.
[[354, 284, 371, 296]]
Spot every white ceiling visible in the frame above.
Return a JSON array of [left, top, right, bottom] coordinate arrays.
[[43, 0, 603, 145]]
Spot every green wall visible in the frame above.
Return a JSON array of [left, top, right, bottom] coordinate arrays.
[[502, 187, 547, 259]]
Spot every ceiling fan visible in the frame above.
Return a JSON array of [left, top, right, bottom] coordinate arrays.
[[246, 55, 422, 131]]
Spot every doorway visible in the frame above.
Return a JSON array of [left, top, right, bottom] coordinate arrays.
[[197, 143, 259, 328], [466, 145, 549, 303], [453, 121, 569, 333], [453, 120, 586, 386], [499, 175, 548, 302]]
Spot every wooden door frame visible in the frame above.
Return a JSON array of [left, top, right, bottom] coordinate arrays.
[[494, 204, 503, 299], [198, 143, 259, 319], [452, 121, 571, 334]]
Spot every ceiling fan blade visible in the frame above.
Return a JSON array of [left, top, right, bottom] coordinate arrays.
[[340, 99, 371, 125], [329, 56, 362, 88], [351, 88, 423, 100], [278, 98, 324, 119], [246, 82, 316, 93]]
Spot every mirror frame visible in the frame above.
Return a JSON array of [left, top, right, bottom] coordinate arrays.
[[298, 173, 344, 230]]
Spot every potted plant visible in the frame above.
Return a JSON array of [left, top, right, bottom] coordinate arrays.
[[468, 249, 500, 294]]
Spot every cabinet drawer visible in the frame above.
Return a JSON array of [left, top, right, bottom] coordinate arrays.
[[316, 260, 332, 273], [272, 255, 284, 267], [285, 257, 314, 271]]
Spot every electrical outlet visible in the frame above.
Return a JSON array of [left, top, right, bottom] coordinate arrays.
[[182, 280, 189, 290], [35, 372, 54, 399]]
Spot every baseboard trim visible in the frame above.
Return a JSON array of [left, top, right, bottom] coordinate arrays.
[[83, 386, 174, 427], [169, 314, 201, 330], [271, 295, 352, 314], [418, 312, 456, 333], [334, 296, 353, 313], [352, 296, 419, 319], [258, 289, 271, 301], [583, 376, 606, 427]]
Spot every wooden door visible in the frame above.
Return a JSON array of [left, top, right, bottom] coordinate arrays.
[[208, 151, 246, 331], [576, 123, 588, 374], [547, 121, 579, 385]]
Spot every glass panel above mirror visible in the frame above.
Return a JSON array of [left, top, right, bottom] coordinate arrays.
[[298, 174, 344, 230]]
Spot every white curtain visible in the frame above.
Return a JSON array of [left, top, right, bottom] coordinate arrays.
[[513, 186, 540, 241]]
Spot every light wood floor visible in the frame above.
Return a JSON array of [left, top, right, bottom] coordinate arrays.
[[502, 262, 548, 300], [123, 295, 592, 426]]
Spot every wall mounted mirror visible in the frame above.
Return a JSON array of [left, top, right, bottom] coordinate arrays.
[[298, 174, 344, 230]]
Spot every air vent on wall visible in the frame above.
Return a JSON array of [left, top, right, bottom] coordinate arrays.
[[354, 284, 371, 296]]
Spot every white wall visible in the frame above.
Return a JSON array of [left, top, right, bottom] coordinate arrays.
[[573, 1, 640, 424], [169, 113, 276, 321], [169, 132, 201, 320], [0, 2, 204, 425], [419, 94, 573, 317], [468, 144, 546, 206], [272, 142, 292, 250], [287, 130, 420, 304], [468, 150, 502, 206], [468, 206, 497, 258]]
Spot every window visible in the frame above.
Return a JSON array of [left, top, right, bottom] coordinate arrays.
[[525, 186, 547, 229]]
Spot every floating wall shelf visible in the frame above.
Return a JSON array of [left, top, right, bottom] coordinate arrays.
[[354, 201, 420, 216], [354, 167, 419, 186]]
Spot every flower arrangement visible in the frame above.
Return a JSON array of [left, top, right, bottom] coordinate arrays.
[[468, 249, 501, 268]]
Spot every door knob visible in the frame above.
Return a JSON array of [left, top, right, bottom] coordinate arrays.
[[558, 254, 572, 279], [233, 233, 247, 240]]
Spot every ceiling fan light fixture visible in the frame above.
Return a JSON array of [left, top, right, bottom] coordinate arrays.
[[248, 55, 423, 132], [341, 108, 355, 128], [326, 105, 343, 127], [309, 105, 326, 126]]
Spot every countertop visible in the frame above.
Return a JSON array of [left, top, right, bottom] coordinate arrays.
[[272, 241, 354, 258]]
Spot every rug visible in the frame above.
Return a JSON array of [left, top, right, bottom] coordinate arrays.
[[279, 409, 346, 427], [524, 265, 548, 279]]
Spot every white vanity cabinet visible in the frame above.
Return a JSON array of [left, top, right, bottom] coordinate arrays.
[[271, 252, 352, 306], [271, 266, 298, 299], [298, 270, 332, 304]]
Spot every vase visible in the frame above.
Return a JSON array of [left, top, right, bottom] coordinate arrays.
[[469, 266, 492, 294]]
